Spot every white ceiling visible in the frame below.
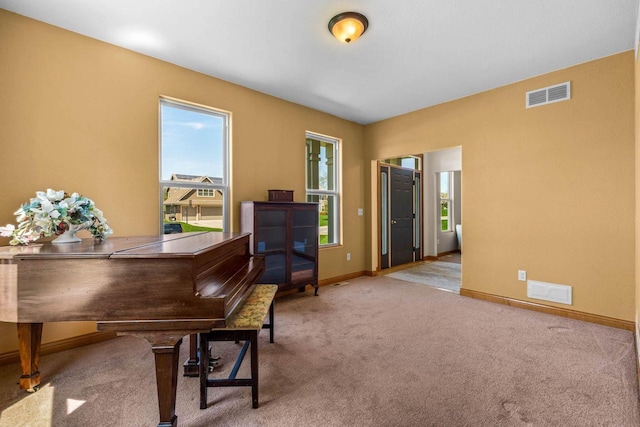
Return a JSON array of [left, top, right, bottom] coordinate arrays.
[[1, 0, 638, 124]]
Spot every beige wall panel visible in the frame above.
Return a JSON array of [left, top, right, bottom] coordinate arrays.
[[365, 52, 635, 321], [0, 10, 365, 353]]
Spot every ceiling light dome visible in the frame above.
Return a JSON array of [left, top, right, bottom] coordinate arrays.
[[328, 12, 368, 44]]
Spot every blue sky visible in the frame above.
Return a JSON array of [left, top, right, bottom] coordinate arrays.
[[161, 104, 224, 181]]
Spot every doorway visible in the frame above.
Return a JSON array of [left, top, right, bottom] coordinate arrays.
[[423, 147, 462, 258], [436, 170, 461, 255], [379, 159, 422, 269], [377, 148, 461, 271]]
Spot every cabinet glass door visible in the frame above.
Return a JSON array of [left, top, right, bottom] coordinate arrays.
[[255, 209, 287, 284], [291, 208, 317, 282]]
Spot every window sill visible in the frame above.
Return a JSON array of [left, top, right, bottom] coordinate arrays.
[[320, 243, 343, 250]]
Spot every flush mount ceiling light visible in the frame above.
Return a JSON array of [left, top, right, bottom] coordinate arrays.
[[328, 12, 368, 44]]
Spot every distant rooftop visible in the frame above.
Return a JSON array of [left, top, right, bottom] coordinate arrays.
[[171, 174, 223, 184]]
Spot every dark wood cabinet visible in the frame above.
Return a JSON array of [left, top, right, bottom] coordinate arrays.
[[241, 201, 319, 295]]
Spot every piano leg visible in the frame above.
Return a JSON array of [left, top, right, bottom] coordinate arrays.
[[17, 322, 43, 392], [97, 325, 196, 427], [151, 338, 183, 427], [183, 333, 200, 377]]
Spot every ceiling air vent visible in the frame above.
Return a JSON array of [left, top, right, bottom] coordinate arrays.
[[526, 81, 571, 108]]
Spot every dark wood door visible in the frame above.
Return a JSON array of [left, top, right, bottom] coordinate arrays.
[[390, 167, 415, 266], [380, 165, 390, 269]]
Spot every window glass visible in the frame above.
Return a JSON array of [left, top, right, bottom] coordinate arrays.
[[382, 156, 421, 170], [414, 175, 421, 247], [381, 171, 388, 255], [161, 102, 223, 181], [439, 172, 452, 232], [306, 140, 335, 191], [306, 133, 340, 246], [160, 98, 229, 234]]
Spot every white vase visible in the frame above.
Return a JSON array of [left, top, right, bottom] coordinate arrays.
[[52, 222, 90, 245]]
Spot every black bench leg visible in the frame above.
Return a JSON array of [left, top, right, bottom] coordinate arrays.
[[269, 301, 274, 344], [199, 333, 208, 410], [250, 331, 259, 408]]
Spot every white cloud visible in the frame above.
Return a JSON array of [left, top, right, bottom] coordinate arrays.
[[183, 121, 206, 130]]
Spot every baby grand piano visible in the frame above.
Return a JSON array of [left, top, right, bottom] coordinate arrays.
[[0, 232, 265, 427]]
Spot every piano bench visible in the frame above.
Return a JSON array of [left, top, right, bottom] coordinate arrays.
[[199, 284, 277, 410]]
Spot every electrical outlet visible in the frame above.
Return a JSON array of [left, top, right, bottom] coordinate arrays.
[[346, 253, 351, 261], [518, 270, 527, 282]]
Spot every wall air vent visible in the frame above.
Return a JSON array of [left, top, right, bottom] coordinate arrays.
[[526, 81, 571, 108]]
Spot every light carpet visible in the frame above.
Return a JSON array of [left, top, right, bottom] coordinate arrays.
[[0, 275, 637, 426], [386, 261, 461, 292]]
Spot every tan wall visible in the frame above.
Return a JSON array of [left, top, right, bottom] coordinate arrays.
[[0, 10, 366, 353], [365, 51, 635, 321], [635, 46, 640, 356]]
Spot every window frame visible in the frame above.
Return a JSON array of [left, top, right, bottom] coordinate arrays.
[[159, 97, 230, 233], [305, 131, 341, 247]]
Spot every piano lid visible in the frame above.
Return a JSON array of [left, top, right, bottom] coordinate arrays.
[[0, 232, 251, 260]]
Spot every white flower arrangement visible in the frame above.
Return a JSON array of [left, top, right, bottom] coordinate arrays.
[[0, 189, 113, 245]]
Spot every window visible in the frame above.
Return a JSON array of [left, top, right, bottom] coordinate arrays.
[[197, 189, 216, 197], [382, 156, 421, 170], [439, 172, 453, 232], [306, 132, 340, 246], [160, 98, 229, 233]]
